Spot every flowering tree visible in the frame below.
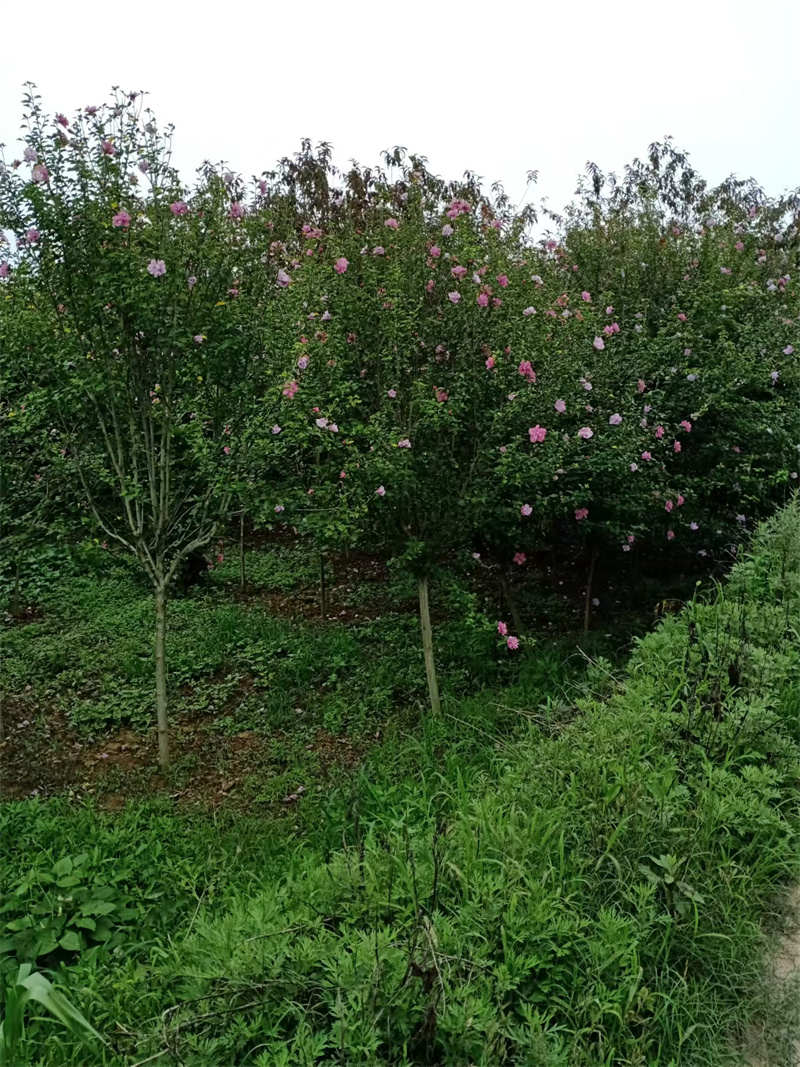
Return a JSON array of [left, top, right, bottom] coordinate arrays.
[[0, 88, 283, 766], [277, 162, 522, 711]]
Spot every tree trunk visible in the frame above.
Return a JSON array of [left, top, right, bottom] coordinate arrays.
[[319, 552, 328, 618], [154, 583, 169, 769], [500, 572, 523, 635], [418, 576, 441, 715], [239, 513, 246, 590], [583, 547, 599, 635]]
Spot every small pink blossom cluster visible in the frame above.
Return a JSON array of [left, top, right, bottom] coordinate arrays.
[[282, 380, 299, 399], [518, 360, 536, 382], [446, 198, 471, 219], [497, 620, 519, 651]]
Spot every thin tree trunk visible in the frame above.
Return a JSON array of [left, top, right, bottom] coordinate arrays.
[[319, 552, 328, 618], [583, 547, 599, 635], [154, 583, 169, 769], [239, 513, 246, 591], [500, 572, 523, 635], [418, 576, 441, 715]]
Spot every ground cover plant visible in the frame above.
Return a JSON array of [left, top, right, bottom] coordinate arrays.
[[2, 86, 800, 1064]]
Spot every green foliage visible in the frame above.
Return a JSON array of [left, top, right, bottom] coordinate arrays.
[[144, 499, 800, 1065], [0, 964, 103, 1065], [0, 851, 150, 969]]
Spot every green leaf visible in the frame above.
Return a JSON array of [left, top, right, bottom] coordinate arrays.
[[81, 900, 116, 917], [58, 930, 82, 952]]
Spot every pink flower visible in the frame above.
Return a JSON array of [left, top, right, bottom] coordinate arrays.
[[528, 425, 547, 444], [593, 336, 605, 351], [385, 218, 399, 230], [608, 413, 622, 425], [667, 529, 675, 541], [523, 306, 536, 316], [32, 163, 49, 183], [274, 504, 285, 513], [397, 438, 411, 448], [229, 201, 244, 219], [676, 494, 685, 506], [376, 485, 386, 496], [496, 274, 509, 288], [690, 521, 699, 531], [629, 462, 638, 471], [677, 312, 687, 322], [435, 388, 448, 403], [339, 470, 347, 479], [187, 275, 197, 288], [521, 503, 533, 516], [477, 292, 489, 307], [426, 279, 435, 292], [513, 552, 526, 566], [506, 636, 520, 651], [554, 399, 566, 413], [581, 290, 591, 302], [673, 440, 681, 452], [297, 355, 309, 370], [112, 210, 131, 228], [387, 388, 397, 398], [334, 257, 349, 274], [574, 507, 589, 521], [784, 345, 794, 355], [223, 445, 231, 455], [447, 291, 461, 304], [451, 265, 467, 279], [720, 266, 731, 274], [679, 420, 692, 432], [272, 425, 282, 434], [497, 620, 508, 636], [735, 240, 744, 252], [442, 224, 454, 236], [101, 139, 116, 156], [147, 259, 166, 277], [170, 200, 188, 216], [277, 269, 291, 287], [578, 426, 593, 439], [282, 380, 299, 398], [193, 334, 204, 343], [641, 451, 652, 461], [373, 246, 385, 256], [25, 229, 40, 244], [665, 500, 674, 512], [0, 263, 9, 279], [653, 425, 664, 439], [518, 360, 536, 382], [315, 417, 329, 428], [485, 356, 496, 370], [429, 245, 441, 257], [606, 306, 614, 315]]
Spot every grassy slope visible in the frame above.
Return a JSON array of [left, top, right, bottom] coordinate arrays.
[[151, 501, 800, 1065], [1, 501, 799, 1064]]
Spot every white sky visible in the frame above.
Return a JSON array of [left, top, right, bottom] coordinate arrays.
[[2, 0, 799, 215]]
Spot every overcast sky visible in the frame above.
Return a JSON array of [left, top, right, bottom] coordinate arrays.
[[2, 0, 798, 215]]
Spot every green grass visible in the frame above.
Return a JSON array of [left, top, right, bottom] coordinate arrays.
[[2, 503, 800, 1064]]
